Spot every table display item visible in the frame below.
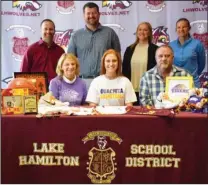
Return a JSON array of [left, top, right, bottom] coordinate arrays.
[[2, 95, 24, 114], [24, 95, 37, 114]]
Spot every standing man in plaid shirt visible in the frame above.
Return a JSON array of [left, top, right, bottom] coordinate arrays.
[[139, 45, 192, 106]]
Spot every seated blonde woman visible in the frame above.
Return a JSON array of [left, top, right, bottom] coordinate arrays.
[[49, 53, 87, 106], [86, 49, 137, 106]]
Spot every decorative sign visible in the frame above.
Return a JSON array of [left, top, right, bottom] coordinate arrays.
[[12, 88, 29, 96], [2, 95, 24, 114], [24, 95, 37, 114], [165, 76, 193, 102], [14, 72, 48, 99]]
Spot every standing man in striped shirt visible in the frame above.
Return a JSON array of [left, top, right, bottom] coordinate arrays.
[[139, 45, 192, 106], [67, 2, 121, 89]]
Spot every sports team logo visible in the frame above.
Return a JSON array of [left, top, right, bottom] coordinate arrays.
[[53, 29, 74, 51], [6, 25, 35, 62], [101, 0, 131, 16], [192, 0, 208, 6], [146, 0, 166, 12], [171, 84, 189, 93], [102, 0, 132, 10], [82, 131, 122, 184], [56, 1, 75, 14], [190, 20, 208, 55], [12, 0, 42, 11], [183, 0, 207, 12], [152, 26, 170, 46]]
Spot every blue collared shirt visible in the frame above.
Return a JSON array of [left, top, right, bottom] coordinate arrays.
[[67, 24, 121, 77], [169, 37, 205, 87]]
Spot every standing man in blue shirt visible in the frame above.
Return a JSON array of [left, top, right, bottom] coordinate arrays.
[[67, 2, 121, 89]]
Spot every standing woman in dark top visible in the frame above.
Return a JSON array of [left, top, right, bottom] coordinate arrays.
[[122, 22, 158, 105]]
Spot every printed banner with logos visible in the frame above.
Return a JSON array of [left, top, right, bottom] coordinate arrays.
[[1, 1, 208, 88], [1, 113, 208, 183]]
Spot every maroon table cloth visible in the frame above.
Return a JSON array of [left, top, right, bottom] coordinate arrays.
[[1, 112, 208, 183]]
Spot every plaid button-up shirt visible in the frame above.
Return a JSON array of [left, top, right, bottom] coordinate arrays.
[[139, 65, 191, 106]]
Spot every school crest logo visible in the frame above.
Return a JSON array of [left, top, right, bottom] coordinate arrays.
[[152, 26, 170, 46], [12, 0, 42, 11], [56, 1, 75, 14], [12, 36, 29, 57], [102, 0, 132, 10], [53, 29, 74, 51], [146, 0, 166, 12], [6, 25, 35, 62], [82, 131, 122, 184], [190, 20, 208, 55]]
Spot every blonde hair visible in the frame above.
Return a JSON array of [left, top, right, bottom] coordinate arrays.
[[56, 53, 80, 77], [131, 22, 153, 49], [100, 49, 122, 77]]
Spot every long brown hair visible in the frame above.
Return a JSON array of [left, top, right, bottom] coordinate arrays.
[[100, 49, 122, 77], [130, 22, 153, 49]]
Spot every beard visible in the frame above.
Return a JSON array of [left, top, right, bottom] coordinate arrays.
[[158, 63, 172, 74], [86, 18, 98, 26]]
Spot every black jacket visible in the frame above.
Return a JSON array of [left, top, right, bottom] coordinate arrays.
[[122, 43, 158, 80]]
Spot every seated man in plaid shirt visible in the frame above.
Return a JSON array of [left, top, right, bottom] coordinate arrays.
[[139, 45, 192, 106]]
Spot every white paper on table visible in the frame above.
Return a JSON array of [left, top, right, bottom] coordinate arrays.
[[95, 106, 127, 114]]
